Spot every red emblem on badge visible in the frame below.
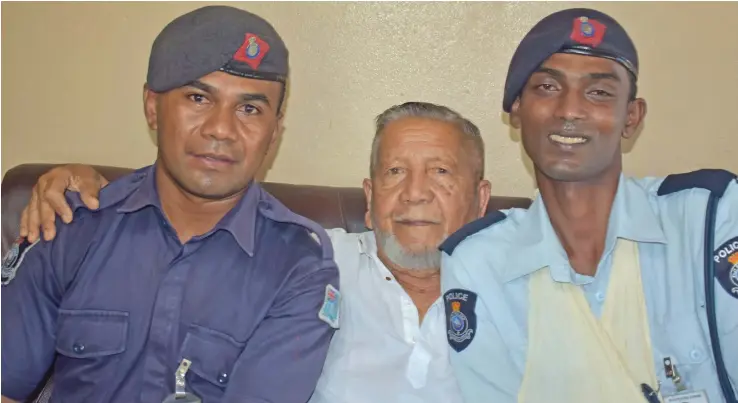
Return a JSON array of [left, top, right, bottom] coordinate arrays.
[[232, 33, 270, 70], [570, 16, 606, 47]]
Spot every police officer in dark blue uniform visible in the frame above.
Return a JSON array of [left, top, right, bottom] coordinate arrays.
[[1, 6, 340, 403]]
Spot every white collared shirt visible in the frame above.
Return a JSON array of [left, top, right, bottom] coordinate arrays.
[[309, 229, 463, 403]]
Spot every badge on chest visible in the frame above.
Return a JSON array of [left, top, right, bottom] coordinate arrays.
[[663, 390, 710, 403], [660, 357, 711, 403], [162, 359, 202, 403]]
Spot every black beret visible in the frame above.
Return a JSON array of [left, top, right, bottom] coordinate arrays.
[[147, 5, 288, 93], [502, 8, 638, 113]]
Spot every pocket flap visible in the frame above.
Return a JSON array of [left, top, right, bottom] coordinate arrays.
[[180, 324, 245, 386], [56, 309, 129, 358]]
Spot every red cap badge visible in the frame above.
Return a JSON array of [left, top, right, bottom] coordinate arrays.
[[233, 33, 270, 70], [570, 16, 606, 47]]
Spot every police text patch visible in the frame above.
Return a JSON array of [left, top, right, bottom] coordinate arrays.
[[2, 236, 39, 285], [714, 236, 738, 299], [444, 288, 477, 352]]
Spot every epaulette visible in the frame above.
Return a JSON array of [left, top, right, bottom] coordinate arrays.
[[439, 211, 507, 256], [657, 169, 737, 198]]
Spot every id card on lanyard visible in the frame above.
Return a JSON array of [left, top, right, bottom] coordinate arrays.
[[661, 357, 710, 403], [162, 359, 202, 403], [663, 391, 709, 403]]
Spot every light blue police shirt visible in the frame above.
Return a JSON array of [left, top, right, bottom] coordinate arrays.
[[440, 171, 738, 402]]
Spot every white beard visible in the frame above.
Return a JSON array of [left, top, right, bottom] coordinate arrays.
[[373, 228, 444, 271]]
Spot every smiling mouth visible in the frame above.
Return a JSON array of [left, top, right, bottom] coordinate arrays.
[[549, 133, 589, 145]]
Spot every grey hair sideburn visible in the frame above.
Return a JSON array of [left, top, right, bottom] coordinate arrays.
[[369, 101, 485, 180]]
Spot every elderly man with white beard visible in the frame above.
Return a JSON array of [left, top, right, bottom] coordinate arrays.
[[14, 101, 492, 403], [312, 102, 490, 403]]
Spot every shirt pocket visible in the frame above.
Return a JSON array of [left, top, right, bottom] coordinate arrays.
[[56, 309, 129, 357], [179, 323, 246, 395], [54, 309, 129, 389], [655, 316, 716, 396]]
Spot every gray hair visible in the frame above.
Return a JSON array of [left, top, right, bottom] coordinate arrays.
[[370, 101, 485, 180]]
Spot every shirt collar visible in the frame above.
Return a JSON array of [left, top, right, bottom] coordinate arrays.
[[117, 165, 159, 214], [207, 182, 260, 256], [117, 163, 260, 256], [502, 174, 667, 283], [358, 230, 379, 257]]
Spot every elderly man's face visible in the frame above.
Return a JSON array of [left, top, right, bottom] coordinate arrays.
[[144, 71, 283, 200], [363, 117, 491, 270]]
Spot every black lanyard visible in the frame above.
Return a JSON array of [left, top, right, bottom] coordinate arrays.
[[704, 192, 737, 403]]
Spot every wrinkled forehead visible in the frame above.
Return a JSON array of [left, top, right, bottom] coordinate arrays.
[[378, 117, 467, 160]]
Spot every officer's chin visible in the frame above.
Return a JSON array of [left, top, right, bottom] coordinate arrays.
[[180, 177, 250, 201]]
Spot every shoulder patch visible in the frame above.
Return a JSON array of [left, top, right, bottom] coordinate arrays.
[[657, 169, 737, 197], [318, 284, 341, 328], [439, 211, 507, 255], [2, 237, 40, 285], [714, 236, 738, 299], [444, 288, 478, 352]]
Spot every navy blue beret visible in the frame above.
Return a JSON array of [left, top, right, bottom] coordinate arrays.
[[147, 5, 288, 93], [502, 8, 638, 113]]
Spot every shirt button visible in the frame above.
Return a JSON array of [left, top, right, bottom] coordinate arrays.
[[72, 343, 85, 354], [690, 348, 704, 362], [595, 292, 605, 302], [217, 372, 229, 385]]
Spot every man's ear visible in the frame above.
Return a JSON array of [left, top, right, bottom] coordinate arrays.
[[476, 179, 492, 218], [509, 97, 522, 129], [623, 98, 647, 140], [271, 112, 285, 147], [143, 84, 159, 131], [362, 178, 373, 230]]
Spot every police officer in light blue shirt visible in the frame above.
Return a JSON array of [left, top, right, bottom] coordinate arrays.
[[440, 7, 737, 403]]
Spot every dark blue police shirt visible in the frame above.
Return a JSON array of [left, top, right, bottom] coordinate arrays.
[[1, 164, 340, 403]]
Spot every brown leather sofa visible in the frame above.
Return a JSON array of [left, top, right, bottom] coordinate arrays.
[[2, 163, 533, 254], [0, 162, 533, 402]]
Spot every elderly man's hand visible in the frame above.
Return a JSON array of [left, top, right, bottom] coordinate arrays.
[[20, 164, 108, 243]]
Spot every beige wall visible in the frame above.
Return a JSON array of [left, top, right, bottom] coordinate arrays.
[[3, 1, 737, 197]]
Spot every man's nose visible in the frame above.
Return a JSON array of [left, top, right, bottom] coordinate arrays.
[[400, 171, 434, 204], [201, 104, 238, 141], [554, 87, 587, 122]]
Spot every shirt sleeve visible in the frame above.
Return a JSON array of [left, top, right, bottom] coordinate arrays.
[[1, 236, 65, 400], [714, 178, 738, 397], [222, 254, 340, 403], [441, 240, 522, 403]]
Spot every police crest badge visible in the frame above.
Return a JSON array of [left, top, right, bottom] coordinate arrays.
[[318, 283, 341, 329], [2, 236, 39, 285], [444, 288, 477, 352], [570, 16, 606, 47], [714, 236, 738, 299], [232, 33, 270, 70]]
